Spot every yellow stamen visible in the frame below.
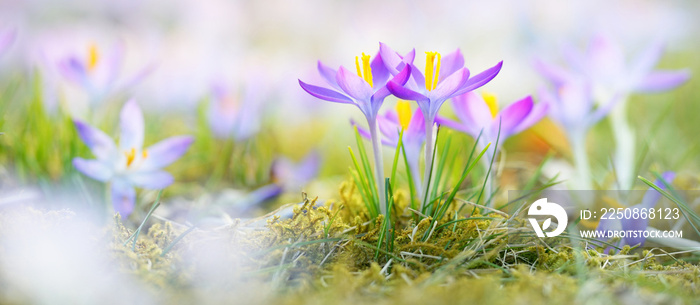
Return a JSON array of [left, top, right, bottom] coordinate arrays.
[[87, 44, 99, 71], [395, 100, 412, 130], [482, 91, 499, 118], [125, 148, 136, 167], [424, 52, 442, 91], [354, 53, 374, 87], [142, 150, 148, 159]]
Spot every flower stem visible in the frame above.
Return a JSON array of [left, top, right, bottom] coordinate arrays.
[[610, 98, 634, 189], [570, 129, 592, 190], [368, 119, 387, 215], [422, 117, 435, 212]]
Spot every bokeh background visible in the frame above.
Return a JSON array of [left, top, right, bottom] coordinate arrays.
[[1, 0, 699, 213]]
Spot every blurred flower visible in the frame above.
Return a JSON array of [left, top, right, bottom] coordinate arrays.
[[385, 44, 502, 207], [207, 80, 264, 140], [354, 101, 425, 194], [538, 81, 615, 190], [0, 28, 16, 56], [73, 100, 193, 217], [536, 35, 690, 189], [57, 42, 154, 105], [298, 43, 413, 215], [232, 150, 321, 214], [535, 35, 690, 102], [595, 171, 676, 249], [438, 91, 547, 157]]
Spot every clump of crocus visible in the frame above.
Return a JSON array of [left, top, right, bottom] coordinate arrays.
[[73, 99, 193, 217], [384, 43, 502, 208], [536, 35, 690, 189], [595, 171, 675, 249], [298, 43, 414, 215], [354, 100, 425, 197], [57, 42, 154, 105], [207, 80, 263, 141]]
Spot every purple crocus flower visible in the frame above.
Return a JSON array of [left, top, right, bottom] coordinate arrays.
[[298, 43, 414, 215], [354, 101, 425, 196], [73, 99, 193, 217], [595, 171, 676, 249], [57, 42, 154, 105], [384, 44, 502, 207], [437, 92, 547, 160], [535, 35, 689, 189], [207, 80, 263, 141]]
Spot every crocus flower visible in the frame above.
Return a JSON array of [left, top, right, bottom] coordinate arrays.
[[595, 171, 675, 249], [354, 101, 425, 196], [298, 43, 414, 215], [384, 44, 502, 207], [232, 151, 321, 215], [207, 80, 263, 141], [538, 81, 616, 190], [437, 91, 547, 161], [57, 42, 154, 105], [535, 35, 690, 189], [73, 99, 193, 217]]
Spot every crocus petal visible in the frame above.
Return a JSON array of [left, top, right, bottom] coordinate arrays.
[[512, 102, 548, 135], [635, 70, 690, 92], [351, 120, 393, 146], [430, 68, 470, 103], [379, 42, 406, 75], [587, 35, 625, 79], [294, 150, 322, 186], [57, 57, 87, 85], [463, 92, 493, 131], [406, 109, 426, 139], [533, 59, 572, 86], [235, 184, 284, 214], [73, 158, 113, 182], [639, 171, 676, 209], [438, 49, 465, 82], [317, 61, 340, 89], [111, 179, 136, 218], [495, 96, 534, 137], [628, 42, 664, 84], [370, 52, 390, 87], [453, 61, 503, 96], [336, 66, 373, 101], [435, 116, 471, 135], [128, 170, 174, 189], [0, 29, 16, 54], [74, 120, 117, 160], [387, 81, 429, 103], [119, 99, 145, 151], [140, 136, 194, 171], [377, 115, 400, 145], [299, 80, 354, 104]]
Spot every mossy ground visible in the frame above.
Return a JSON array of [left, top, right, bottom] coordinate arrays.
[[1, 182, 697, 305]]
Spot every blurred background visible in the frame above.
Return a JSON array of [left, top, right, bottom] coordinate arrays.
[[0, 0, 699, 216]]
